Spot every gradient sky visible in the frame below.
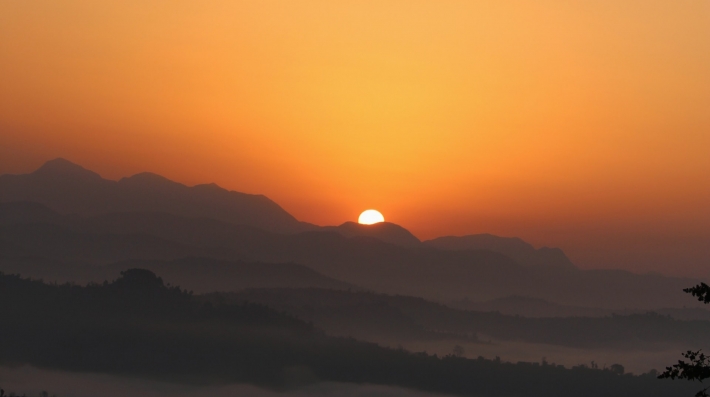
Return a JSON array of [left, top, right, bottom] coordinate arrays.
[[1, 1, 709, 276]]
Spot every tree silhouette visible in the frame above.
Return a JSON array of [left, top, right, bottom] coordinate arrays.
[[659, 283, 710, 396], [610, 364, 625, 375]]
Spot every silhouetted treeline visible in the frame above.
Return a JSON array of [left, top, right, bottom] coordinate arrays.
[[659, 282, 710, 397], [0, 271, 698, 397], [0, 389, 56, 397], [0, 256, 352, 293]]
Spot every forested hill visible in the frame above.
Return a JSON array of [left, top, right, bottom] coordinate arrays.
[[0, 271, 696, 397]]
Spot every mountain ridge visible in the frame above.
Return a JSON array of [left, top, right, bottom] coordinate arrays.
[[424, 234, 575, 269], [324, 221, 422, 247], [0, 201, 701, 310], [1, 160, 577, 269], [0, 158, 314, 234]]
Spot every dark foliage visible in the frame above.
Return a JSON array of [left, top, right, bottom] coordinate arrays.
[[685, 283, 710, 304], [660, 283, 710, 396]]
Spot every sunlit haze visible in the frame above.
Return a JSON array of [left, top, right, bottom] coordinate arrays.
[[1, 1, 709, 276]]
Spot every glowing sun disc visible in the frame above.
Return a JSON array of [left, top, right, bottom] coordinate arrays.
[[358, 209, 385, 225]]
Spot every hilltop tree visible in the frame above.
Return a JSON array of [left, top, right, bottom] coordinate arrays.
[[659, 283, 710, 397]]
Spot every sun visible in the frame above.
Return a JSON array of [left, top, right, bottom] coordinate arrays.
[[358, 209, 385, 225]]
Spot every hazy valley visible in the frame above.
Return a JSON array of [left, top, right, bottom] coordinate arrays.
[[0, 160, 707, 396]]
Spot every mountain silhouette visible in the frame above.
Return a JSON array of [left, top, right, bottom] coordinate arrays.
[[34, 157, 104, 180], [424, 234, 575, 269], [0, 162, 698, 311], [0, 158, 314, 233], [0, 201, 701, 310], [324, 221, 421, 247]]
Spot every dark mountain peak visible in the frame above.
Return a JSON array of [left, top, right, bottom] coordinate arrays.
[[0, 160, 110, 215], [326, 221, 421, 247], [1, 159, 309, 233], [118, 172, 185, 189], [33, 158, 102, 181]]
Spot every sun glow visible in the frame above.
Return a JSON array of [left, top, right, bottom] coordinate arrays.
[[358, 210, 385, 225]]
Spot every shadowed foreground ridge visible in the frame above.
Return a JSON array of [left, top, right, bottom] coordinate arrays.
[[0, 271, 694, 397]]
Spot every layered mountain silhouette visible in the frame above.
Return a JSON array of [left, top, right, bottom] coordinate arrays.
[[3, 160, 708, 397], [0, 158, 314, 233], [1, 160, 704, 311], [0, 201, 701, 310], [226, 287, 710, 349], [0, 160, 572, 267], [424, 234, 575, 269], [449, 295, 710, 320]]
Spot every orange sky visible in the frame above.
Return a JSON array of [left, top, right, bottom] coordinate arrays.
[[1, 1, 709, 276]]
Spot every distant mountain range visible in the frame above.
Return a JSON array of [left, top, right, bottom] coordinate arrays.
[[0, 158, 314, 233], [0, 159, 702, 310], [0, 200, 700, 310], [425, 234, 575, 269], [448, 295, 710, 321], [0, 159, 574, 267]]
